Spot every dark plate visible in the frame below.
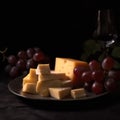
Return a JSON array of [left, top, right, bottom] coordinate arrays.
[[8, 75, 109, 102]]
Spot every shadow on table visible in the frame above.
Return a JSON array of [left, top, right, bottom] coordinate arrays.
[[19, 92, 120, 111]]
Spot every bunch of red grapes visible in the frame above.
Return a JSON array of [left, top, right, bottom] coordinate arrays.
[[4, 47, 50, 78], [74, 56, 120, 94]]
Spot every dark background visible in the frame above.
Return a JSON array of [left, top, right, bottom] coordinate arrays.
[[1, 2, 120, 62], [1, 3, 120, 120]]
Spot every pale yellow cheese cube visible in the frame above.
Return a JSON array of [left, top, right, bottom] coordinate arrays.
[[22, 83, 37, 94], [48, 87, 71, 100], [22, 68, 38, 86], [29, 68, 38, 80], [36, 64, 51, 75], [37, 87, 50, 97], [71, 88, 86, 99], [22, 74, 30, 86]]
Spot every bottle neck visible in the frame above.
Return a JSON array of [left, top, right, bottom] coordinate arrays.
[[93, 9, 118, 41]]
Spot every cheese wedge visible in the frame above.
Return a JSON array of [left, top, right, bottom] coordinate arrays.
[[49, 87, 71, 100], [36, 64, 51, 75], [54, 57, 89, 88], [22, 83, 37, 94], [71, 88, 86, 99]]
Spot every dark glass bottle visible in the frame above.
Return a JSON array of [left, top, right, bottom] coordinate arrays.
[[91, 9, 120, 60], [93, 9, 119, 48]]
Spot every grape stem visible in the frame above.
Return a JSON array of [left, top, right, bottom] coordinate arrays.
[[0, 48, 8, 62]]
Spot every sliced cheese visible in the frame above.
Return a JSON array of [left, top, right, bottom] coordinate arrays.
[[54, 57, 89, 88], [71, 88, 86, 99], [38, 72, 68, 81], [22, 83, 37, 94], [36, 64, 51, 75], [49, 87, 71, 100]]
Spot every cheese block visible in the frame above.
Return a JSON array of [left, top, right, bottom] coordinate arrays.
[[71, 88, 86, 99], [49, 87, 71, 100], [54, 57, 89, 88], [36, 64, 51, 75], [36, 79, 63, 96], [22, 83, 37, 94], [55, 57, 89, 79], [22, 68, 38, 86], [38, 71, 68, 81]]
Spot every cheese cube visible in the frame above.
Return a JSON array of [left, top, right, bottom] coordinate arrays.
[[49, 87, 71, 100], [37, 87, 50, 97], [36, 64, 51, 75], [28, 68, 38, 79], [22, 83, 37, 94], [22, 68, 38, 86], [71, 88, 86, 99]]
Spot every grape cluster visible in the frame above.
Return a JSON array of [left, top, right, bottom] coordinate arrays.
[[74, 56, 120, 94], [4, 47, 50, 78]]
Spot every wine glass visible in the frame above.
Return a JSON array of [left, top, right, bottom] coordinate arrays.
[[93, 9, 119, 56]]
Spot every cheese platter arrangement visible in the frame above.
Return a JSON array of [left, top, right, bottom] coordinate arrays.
[[8, 57, 118, 102]]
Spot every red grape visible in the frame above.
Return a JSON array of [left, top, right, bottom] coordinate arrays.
[[92, 81, 104, 94], [92, 70, 104, 82], [89, 60, 101, 71], [84, 82, 93, 92], [17, 50, 27, 60], [26, 58, 36, 70], [33, 52, 45, 62], [81, 71, 92, 82], [74, 66, 89, 79], [9, 66, 19, 78], [4, 64, 12, 74], [7, 55, 17, 65], [108, 70, 120, 81], [16, 59, 26, 71], [104, 78, 117, 92], [102, 56, 114, 70], [26, 48, 35, 58]]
